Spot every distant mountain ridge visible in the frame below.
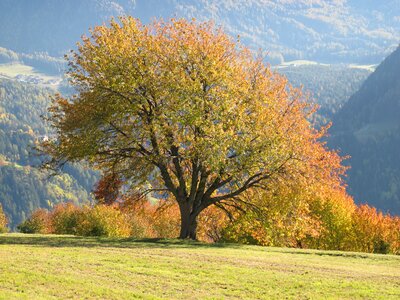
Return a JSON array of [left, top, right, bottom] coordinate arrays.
[[329, 46, 400, 215], [0, 0, 399, 63]]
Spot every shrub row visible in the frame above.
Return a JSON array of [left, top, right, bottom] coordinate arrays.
[[220, 201, 400, 255], [16, 199, 400, 255], [17, 201, 180, 238]]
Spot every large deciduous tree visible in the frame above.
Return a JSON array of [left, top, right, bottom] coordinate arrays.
[[42, 17, 345, 239]]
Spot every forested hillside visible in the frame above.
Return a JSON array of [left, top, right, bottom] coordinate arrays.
[[0, 79, 97, 228], [0, 0, 398, 63], [329, 46, 400, 215], [279, 64, 371, 125]]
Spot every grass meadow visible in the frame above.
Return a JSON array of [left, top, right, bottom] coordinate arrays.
[[0, 234, 399, 299]]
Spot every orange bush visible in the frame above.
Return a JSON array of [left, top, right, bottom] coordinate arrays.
[[18, 203, 131, 237], [0, 204, 8, 233], [75, 205, 132, 238], [305, 188, 355, 251], [17, 209, 52, 234], [349, 205, 399, 254], [50, 203, 81, 235], [387, 217, 400, 255], [197, 206, 229, 243], [219, 185, 325, 247], [151, 202, 180, 238]]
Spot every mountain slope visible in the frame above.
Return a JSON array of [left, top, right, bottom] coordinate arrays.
[[0, 0, 398, 63], [329, 46, 400, 214], [279, 63, 371, 125], [0, 79, 98, 228]]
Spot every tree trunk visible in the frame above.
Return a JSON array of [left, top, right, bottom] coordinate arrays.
[[178, 202, 199, 240], [188, 217, 198, 240]]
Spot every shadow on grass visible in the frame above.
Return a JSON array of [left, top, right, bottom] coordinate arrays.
[[1, 234, 397, 260], [0, 233, 242, 250]]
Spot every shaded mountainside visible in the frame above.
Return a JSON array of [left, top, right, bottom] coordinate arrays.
[[0, 79, 98, 228], [329, 46, 400, 215], [0, 0, 399, 63]]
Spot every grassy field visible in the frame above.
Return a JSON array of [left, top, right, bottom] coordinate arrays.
[[0, 234, 399, 299]]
